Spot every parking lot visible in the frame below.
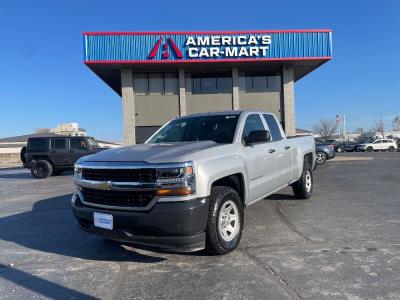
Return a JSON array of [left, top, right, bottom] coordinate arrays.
[[0, 152, 399, 299]]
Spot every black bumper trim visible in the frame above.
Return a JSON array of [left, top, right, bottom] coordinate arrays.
[[72, 195, 209, 252]]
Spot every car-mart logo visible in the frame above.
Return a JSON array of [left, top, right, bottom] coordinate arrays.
[[148, 34, 272, 60]]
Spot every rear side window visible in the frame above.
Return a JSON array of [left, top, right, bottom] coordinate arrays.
[[29, 139, 49, 151], [51, 139, 66, 149], [263, 114, 283, 141]]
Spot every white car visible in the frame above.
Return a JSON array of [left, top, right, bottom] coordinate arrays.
[[356, 139, 398, 152]]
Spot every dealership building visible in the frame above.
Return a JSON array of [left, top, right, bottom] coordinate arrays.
[[83, 30, 332, 144]]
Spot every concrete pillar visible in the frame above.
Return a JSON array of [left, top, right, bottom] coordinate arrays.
[[232, 67, 240, 110], [121, 69, 136, 144], [178, 68, 187, 116], [282, 66, 296, 136]]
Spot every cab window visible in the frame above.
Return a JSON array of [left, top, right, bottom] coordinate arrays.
[[70, 138, 89, 150], [51, 139, 66, 150], [242, 114, 265, 140]]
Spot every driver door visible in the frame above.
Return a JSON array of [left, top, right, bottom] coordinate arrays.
[[68, 138, 91, 164]]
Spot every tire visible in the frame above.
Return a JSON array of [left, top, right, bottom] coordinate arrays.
[[20, 147, 27, 164], [31, 160, 53, 179], [388, 146, 395, 152], [337, 147, 342, 153], [316, 151, 327, 165], [367, 147, 373, 152], [292, 165, 313, 199], [206, 186, 244, 255]]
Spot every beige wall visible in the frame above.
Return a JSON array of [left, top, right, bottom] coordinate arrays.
[[135, 95, 180, 126], [238, 92, 282, 121], [186, 94, 233, 115]]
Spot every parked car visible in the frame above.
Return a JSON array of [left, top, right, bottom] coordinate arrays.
[[335, 141, 356, 153], [355, 139, 398, 152], [314, 139, 335, 165], [72, 110, 316, 255], [23, 136, 105, 178], [393, 138, 400, 150]]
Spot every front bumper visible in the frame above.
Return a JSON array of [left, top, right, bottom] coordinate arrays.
[[327, 150, 336, 159], [71, 194, 209, 252]]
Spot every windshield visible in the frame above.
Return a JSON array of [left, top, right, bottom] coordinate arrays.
[[87, 138, 99, 147], [147, 115, 239, 144]]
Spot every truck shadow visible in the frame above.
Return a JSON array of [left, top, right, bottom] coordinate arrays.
[[266, 193, 297, 201], [0, 194, 166, 263], [0, 170, 73, 180]]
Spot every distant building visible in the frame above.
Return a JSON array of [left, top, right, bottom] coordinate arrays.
[[51, 123, 86, 136]]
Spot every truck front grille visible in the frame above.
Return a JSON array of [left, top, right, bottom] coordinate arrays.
[[81, 188, 155, 208], [82, 168, 156, 183]]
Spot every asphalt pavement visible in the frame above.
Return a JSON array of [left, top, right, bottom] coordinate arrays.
[[0, 152, 399, 299]]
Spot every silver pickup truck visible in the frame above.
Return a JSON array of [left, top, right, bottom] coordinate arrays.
[[72, 110, 315, 254]]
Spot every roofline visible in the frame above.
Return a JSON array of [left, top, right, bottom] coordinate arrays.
[[84, 57, 332, 65], [82, 29, 332, 35]]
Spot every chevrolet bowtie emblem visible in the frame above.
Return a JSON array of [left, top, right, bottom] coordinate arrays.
[[99, 181, 113, 190]]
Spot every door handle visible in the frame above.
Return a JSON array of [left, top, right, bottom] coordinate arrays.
[[284, 145, 291, 150], [268, 149, 276, 154]]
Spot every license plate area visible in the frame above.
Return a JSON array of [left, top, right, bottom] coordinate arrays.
[[93, 212, 113, 230]]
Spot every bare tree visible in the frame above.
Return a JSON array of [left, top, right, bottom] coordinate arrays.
[[313, 119, 338, 139], [375, 119, 385, 138], [354, 128, 364, 134]]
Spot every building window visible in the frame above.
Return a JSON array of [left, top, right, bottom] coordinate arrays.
[[133, 73, 148, 95], [239, 72, 281, 92], [189, 74, 232, 94], [165, 73, 179, 95], [149, 73, 163, 95], [134, 73, 178, 95]]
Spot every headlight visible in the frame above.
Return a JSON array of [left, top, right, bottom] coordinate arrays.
[[156, 164, 195, 196], [74, 165, 82, 179]]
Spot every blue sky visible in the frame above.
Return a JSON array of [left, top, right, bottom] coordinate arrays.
[[0, 0, 399, 141]]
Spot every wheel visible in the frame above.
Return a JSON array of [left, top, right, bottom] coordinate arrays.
[[20, 147, 27, 164], [292, 164, 313, 199], [31, 160, 53, 179], [388, 146, 395, 152], [206, 186, 244, 255], [337, 147, 342, 153], [316, 151, 327, 165], [367, 147, 373, 152]]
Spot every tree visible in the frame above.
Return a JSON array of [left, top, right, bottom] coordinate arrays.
[[354, 128, 364, 134], [375, 119, 385, 138], [313, 119, 338, 139]]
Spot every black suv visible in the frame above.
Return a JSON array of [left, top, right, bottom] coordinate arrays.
[[23, 136, 105, 178]]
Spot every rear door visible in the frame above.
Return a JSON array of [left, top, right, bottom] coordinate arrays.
[[263, 114, 293, 187], [68, 138, 91, 164], [50, 138, 69, 165]]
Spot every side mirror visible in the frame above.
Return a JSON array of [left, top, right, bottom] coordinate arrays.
[[244, 130, 271, 146]]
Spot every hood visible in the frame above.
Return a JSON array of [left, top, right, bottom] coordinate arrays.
[[84, 141, 220, 164]]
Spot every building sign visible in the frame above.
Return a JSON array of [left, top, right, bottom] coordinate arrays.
[[185, 35, 271, 58], [83, 30, 332, 63]]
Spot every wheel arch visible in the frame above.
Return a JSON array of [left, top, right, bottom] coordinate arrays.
[[211, 173, 246, 206]]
